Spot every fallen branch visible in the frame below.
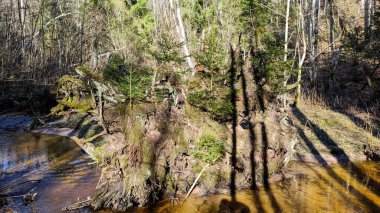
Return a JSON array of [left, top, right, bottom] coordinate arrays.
[[71, 130, 107, 145], [32, 13, 73, 39], [70, 130, 107, 160], [62, 198, 92, 211], [184, 163, 210, 200]]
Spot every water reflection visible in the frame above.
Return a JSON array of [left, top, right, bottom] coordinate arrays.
[[0, 132, 99, 212], [147, 162, 380, 213]]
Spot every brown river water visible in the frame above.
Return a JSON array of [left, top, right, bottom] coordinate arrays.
[[1, 132, 380, 212], [0, 132, 99, 212]]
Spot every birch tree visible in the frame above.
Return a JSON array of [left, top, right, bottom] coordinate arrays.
[[295, 0, 307, 105], [311, 0, 320, 85], [328, 0, 335, 52], [17, 0, 26, 58], [168, 0, 195, 75], [364, 0, 373, 39], [283, 0, 291, 107]]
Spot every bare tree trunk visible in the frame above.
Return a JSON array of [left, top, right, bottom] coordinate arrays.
[[168, 0, 195, 75], [364, 0, 373, 39], [78, 0, 86, 64], [216, 0, 224, 36], [17, 0, 26, 59], [283, 0, 291, 62], [91, 39, 98, 71], [307, 0, 313, 79], [329, 0, 335, 52], [283, 0, 291, 107], [151, 0, 159, 36], [94, 81, 106, 132], [295, 0, 307, 106], [150, 68, 157, 98], [365, 0, 370, 38], [310, 0, 320, 86]]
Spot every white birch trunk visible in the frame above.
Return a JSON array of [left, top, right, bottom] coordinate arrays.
[[18, 0, 26, 56], [169, 0, 195, 75], [283, 0, 291, 107], [296, 1, 307, 105]]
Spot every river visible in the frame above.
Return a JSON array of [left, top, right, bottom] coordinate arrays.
[[0, 132, 99, 212], [153, 161, 380, 212], [1, 132, 380, 212]]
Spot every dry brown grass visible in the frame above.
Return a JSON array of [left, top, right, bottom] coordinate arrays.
[[293, 99, 380, 162]]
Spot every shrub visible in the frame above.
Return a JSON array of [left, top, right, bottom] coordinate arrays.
[[193, 134, 225, 164], [103, 54, 153, 102], [187, 89, 210, 110], [188, 88, 234, 122], [194, 26, 228, 71], [252, 39, 296, 96], [209, 99, 234, 121]]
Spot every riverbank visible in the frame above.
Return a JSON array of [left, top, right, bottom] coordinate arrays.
[[3, 101, 378, 166], [1, 100, 379, 212]]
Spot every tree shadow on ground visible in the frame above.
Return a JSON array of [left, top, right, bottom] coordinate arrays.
[[226, 40, 280, 211], [228, 43, 238, 201], [260, 123, 281, 212], [333, 108, 380, 138], [292, 106, 380, 209], [217, 199, 250, 213], [240, 61, 265, 212]]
